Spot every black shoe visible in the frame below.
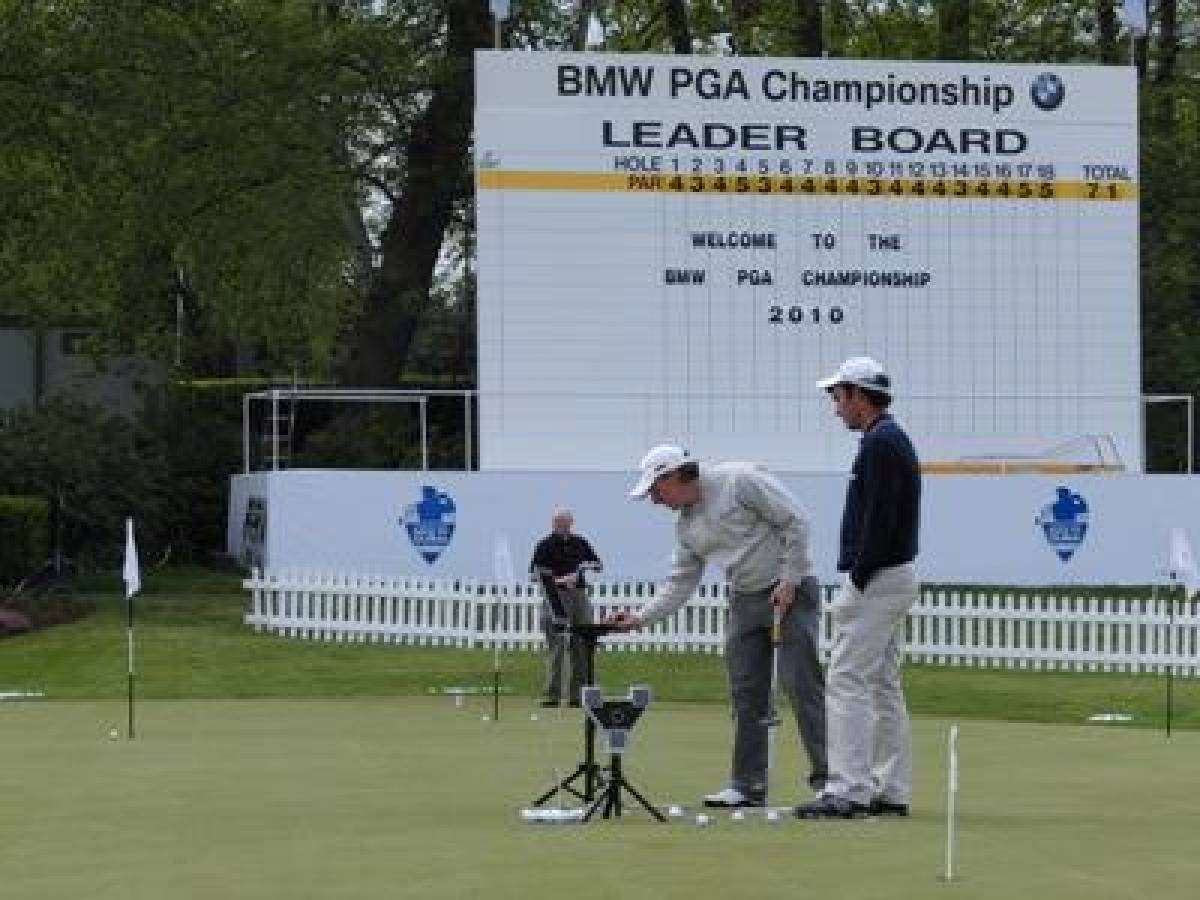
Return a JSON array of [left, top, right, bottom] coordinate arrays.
[[793, 796, 870, 819], [539, 699, 560, 708], [567, 700, 582, 708], [869, 798, 910, 817]]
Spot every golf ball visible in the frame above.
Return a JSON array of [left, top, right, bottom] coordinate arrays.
[[731, 810, 746, 822], [107, 728, 119, 740], [765, 809, 781, 823], [529, 713, 539, 722], [481, 715, 491, 722], [667, 804, 684, 818], [695, 813, 712, 827]]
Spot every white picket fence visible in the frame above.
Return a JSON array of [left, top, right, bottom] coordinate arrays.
[[242, 569, 1200, 676]]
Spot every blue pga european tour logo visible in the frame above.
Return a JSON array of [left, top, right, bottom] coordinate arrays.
[[1035, 486, 1089, 562], [401, 486, 456, 565]]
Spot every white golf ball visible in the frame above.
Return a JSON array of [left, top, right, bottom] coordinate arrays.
[[731, 810, 746, 822], [481, 715, 491, 722], [695, 813, 712, 827], [765, 809, 781, 823], [529, 713, 539, 722], [667, 804, 684, 818], [107, 728, 119, 740]]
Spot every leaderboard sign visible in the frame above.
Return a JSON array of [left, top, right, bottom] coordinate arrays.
[[475, 51, 1139, 472]]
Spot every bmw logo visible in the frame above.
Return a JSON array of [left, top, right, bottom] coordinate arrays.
[[1031, 72, 1065, 111]]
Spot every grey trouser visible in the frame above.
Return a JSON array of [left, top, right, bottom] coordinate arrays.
[[541, 585, 593, 704], [726, 576, 827, 796], [823, 563, 917, 805]]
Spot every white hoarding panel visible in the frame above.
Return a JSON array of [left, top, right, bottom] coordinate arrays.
[[230, 471, 1197, 586], [475, 52, 1140, 472]]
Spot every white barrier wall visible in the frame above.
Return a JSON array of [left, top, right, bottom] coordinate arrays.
[[228, 470, 1200, 585]]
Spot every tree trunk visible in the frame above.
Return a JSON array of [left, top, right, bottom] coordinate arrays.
[[1096, 0, 1120, 65], [729, 0, 763, 54], [1155, 0, 1178, 83], [937, 0, 970, 61], [338, 0, 491, 387], [573, 0, 599, 50], [1135, 32, 1149, 78], [790, 0, 824, 57], [663, 0, 692, 54]]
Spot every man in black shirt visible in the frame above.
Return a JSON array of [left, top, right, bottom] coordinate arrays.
[[529, 507, 603, 707], [796, 356, 921, 820]]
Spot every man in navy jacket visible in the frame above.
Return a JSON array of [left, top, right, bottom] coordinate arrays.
[[796, 356, 921, 820]]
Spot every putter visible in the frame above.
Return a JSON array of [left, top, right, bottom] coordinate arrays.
[[762, 605, 783, 805]]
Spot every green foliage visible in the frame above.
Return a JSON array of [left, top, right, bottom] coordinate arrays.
[[0, 495, 50, 586], [1, 580, 95, 631], [0, 0, 369, 373], [140, 385, 246, 561], [0, 391, 245, 571], [0, 399, 169, 571], [1141, 82, 1200, 470], [2, 0, 1197, 471]]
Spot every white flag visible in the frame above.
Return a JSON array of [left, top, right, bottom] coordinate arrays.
[[122, 518, 141, 598], [1169, 527, 1198, 597], [1120, 0, 1148, 36], [493, 535, 515, 587]]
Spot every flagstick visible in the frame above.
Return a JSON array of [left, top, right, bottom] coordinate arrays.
[[492, 593, 501, 722], [126, 591, 136, 740], [1167, 577, 1176, 740], [493, 642, 501, 722], [1165, 528, 1199, 739], [943, 724, 959, 883], [122, 517, 141, 741], [492, 535, 515, 724]]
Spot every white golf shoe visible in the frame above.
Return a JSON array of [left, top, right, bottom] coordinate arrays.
[[702, 787, 765, 808]]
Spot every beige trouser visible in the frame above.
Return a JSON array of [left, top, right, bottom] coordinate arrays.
[[823, 563, 917, 806]]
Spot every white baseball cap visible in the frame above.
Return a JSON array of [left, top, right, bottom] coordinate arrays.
[[816, 356, 892, 398], [628, 444, 691, 499]]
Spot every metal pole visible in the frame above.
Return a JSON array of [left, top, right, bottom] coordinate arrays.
[[1180, 396, 1190, 480], [242, 393, 251, 474], [174, 293, 183, 368], [464, 392, 473, 470], [270, 389, 280, 471], [420, 398, 429, 470]]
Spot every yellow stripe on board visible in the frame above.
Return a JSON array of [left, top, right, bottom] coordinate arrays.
[[478, 169, 1137, 201]]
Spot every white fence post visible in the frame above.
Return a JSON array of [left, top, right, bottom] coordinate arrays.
[[238, 572, 1198, 675]]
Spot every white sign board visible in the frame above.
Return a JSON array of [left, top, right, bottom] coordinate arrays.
[[228, 471, 1194, 586], [475, 51, 1140, 472]]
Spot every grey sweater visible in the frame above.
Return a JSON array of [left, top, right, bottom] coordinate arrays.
[[639, 462, 813, 625]]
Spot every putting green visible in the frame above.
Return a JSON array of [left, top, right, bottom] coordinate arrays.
[[1, 697, 1196, 899]]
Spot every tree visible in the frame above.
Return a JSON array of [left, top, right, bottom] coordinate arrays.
[[938, 0, 971, 59], [337, 1, 492, 388], [665, 0, 694, 52], [0, 1, 372, 373], [790, 0, 825, 56], [1096, 0, 1121, 64]]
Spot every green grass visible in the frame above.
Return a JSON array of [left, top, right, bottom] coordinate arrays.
[[4, 567, 1200, 898], [2, 566, 1196, 731], [1, 698, 1198, 900]]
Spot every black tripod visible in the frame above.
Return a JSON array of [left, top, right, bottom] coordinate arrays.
[[579, 685, 666, 822], [529, 621, 616, 807]]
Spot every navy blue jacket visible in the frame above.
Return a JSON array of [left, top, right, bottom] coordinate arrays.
[[838, 413, 921, 590]]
